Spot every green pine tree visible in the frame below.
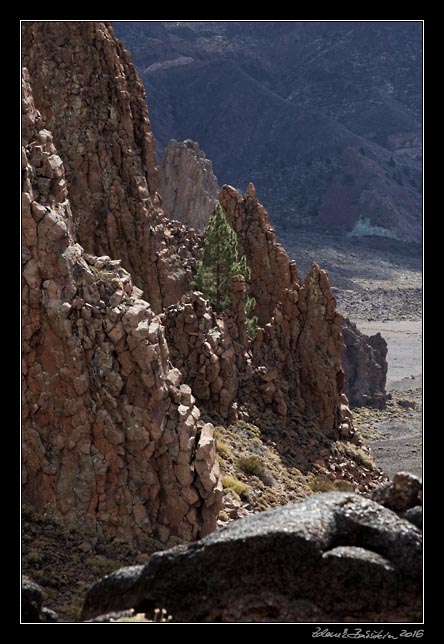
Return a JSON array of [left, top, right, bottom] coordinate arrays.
[[194, 204, 259, 338]]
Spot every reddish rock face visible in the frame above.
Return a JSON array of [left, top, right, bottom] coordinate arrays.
[[21, 67, 222, 547], [158, 139, 219, 231], [21, 21, 199, 312], [218, 184, 346, 434], [219, 184, 299, 327], [251, 265, 345, 434], [164, 281, 251, 422], [21, 21, 373, 551]]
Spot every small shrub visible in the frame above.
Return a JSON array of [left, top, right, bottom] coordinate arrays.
[[216, 439, 233, 460], [58, 604, 82, 621], [221, 475, 248, 498], [24, 550, 45, 565], [42, 587, 59, 601], [343, 444, 375, 470], [237, 456, 264, 477], [86, 555, 122, 577], [333, 480, 356, 492], [309, 475, 336, 493]]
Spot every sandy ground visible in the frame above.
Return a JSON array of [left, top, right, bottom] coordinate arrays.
[[354, 320, 422, 479], [357, 320, 422, 386]]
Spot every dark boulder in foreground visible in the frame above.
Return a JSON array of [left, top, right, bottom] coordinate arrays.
[[21, 576, 43, 623], [21, 575, 58, 623], [82, 492, 422, 623]]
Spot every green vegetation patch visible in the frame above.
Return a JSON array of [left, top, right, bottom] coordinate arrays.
[[85, 555, 123, 577], [237, 455, 264, 477], [221, 475, 248, 498]]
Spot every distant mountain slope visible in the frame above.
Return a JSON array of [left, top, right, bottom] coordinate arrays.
[[114, 21, 422, 241]]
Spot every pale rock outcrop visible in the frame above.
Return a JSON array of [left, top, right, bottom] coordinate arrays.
[[158, 139, 219, 230], [21, 21, 200, 311], [22, 68, 221, 547]]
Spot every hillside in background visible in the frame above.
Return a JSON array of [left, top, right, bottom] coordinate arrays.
[[114, 21, 422, 242]]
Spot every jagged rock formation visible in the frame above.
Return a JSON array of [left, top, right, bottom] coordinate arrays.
[[82, 490, 422, 622], [253, 268, 345, 434], [21, 21, 388, 560], [158, 139, 219, 230], [220, 184, 387, 412], [215, 184, 348, 437], [342, 318, 388, 408], [165, 257, 347, 438], [21, 67, 221, 547], [220, 183, 299, 327], [164, 285, 251, 422], [21, 21, 201, 312]]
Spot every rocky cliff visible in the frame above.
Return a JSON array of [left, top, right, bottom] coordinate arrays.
[[21, 21, 200, 312], [220, 183, 299, 327], [165, 184, 349, 443], [21, 66, 221, 546], [22, 21, 386, 556], [158, 139, 219, 230]]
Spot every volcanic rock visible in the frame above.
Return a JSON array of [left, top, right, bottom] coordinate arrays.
[[82, 492, 422, 622], [158, 139, 219, 230], [342, 317, 388, 408], [22, 21, 200, 311], [21, 67, 222, 546], [371, 471, 422, 513]]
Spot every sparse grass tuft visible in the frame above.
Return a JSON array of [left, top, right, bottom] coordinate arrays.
[[221, 475, 248, 498], [216, 439, 233, 460], [333, 479, 356, 492], [85, 556, 122, 577], [24, 550, 45, 565], [58, 604, 82, 621], [237, 456, 264, 477], [341, 443, 375, 470], [42, 587, 59, 601], [309, 475, 336, 493]]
